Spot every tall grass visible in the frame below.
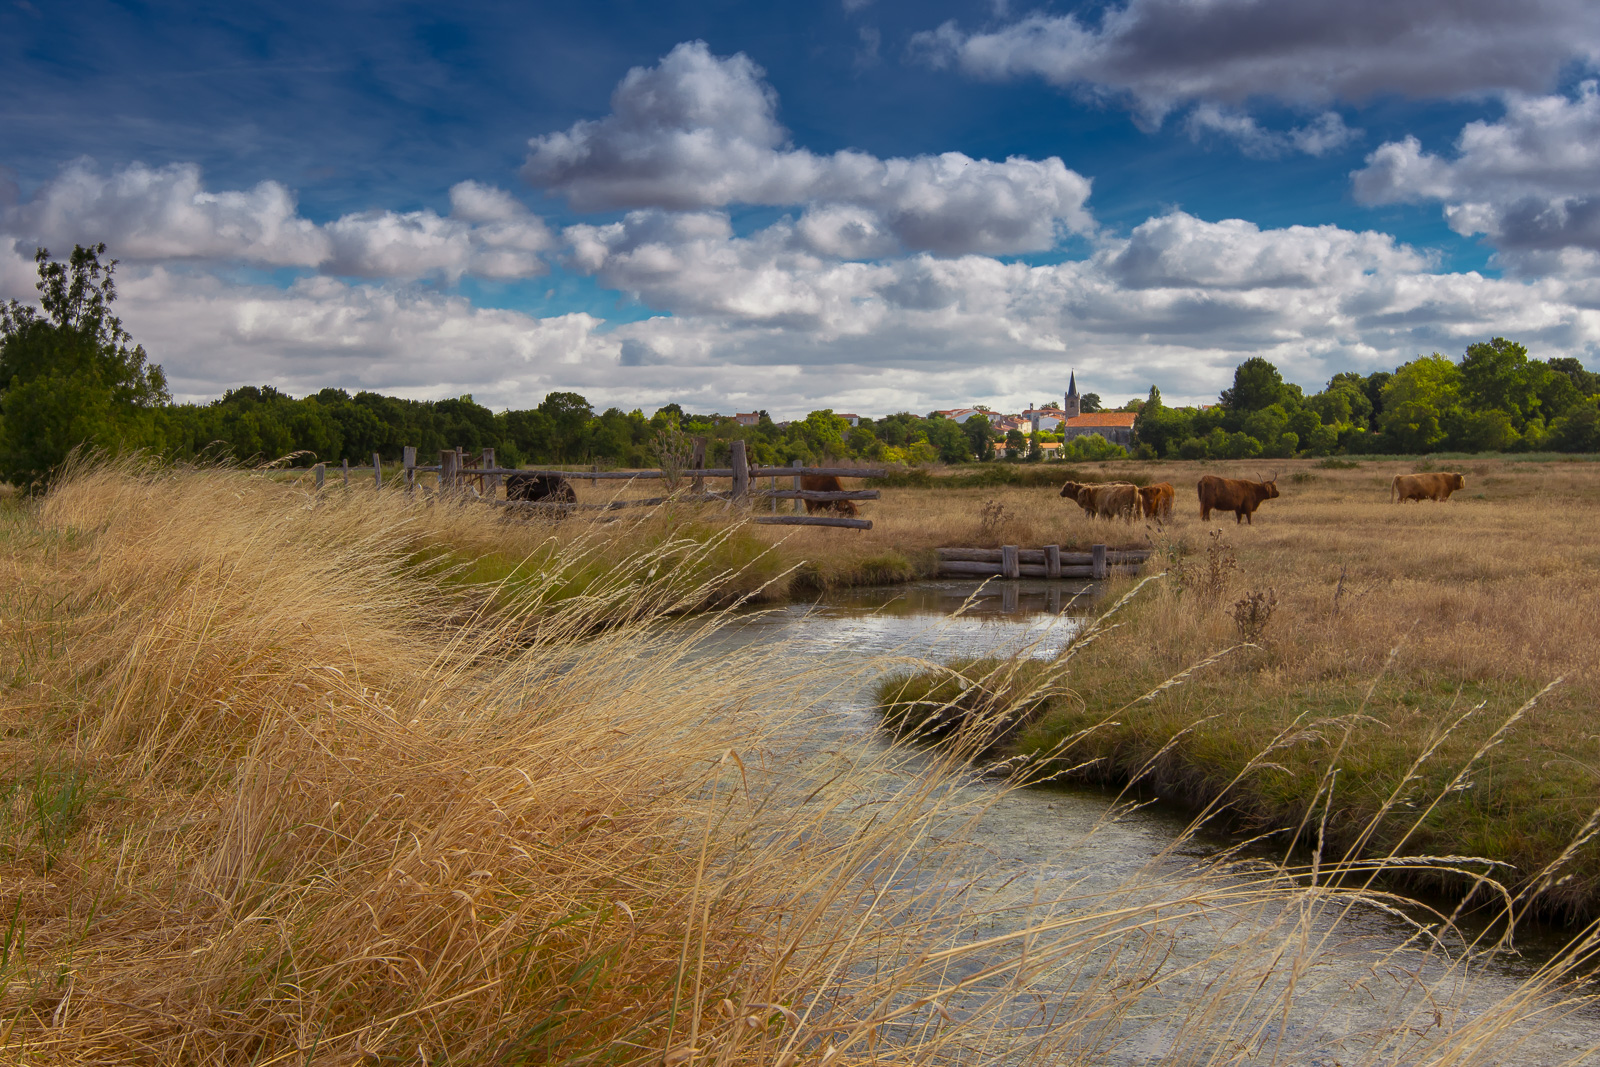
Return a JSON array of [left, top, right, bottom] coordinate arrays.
[[1, 460, 1596, 1064]]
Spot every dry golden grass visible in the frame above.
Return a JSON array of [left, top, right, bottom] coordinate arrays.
[[7, 459, 1600, 1064], [881, 456, 1600, 915]]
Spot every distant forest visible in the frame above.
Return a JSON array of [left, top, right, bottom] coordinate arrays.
[[4, 246, 1600, 487]]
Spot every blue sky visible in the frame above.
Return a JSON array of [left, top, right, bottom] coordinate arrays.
[[3, 0, 1598, 415]]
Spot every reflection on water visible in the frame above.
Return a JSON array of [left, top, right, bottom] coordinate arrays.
[[697, 580, 1599, 1055]]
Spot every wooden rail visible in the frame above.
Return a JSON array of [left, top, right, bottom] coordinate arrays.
[[310, 445, 882, 531], [936, 545, 1151, 581]]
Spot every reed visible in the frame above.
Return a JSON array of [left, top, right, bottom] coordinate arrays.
[[1, 459, 1596, 1064]]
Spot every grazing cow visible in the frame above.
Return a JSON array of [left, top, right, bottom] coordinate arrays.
[[1197, 473, 1279, 525], [1138, 482, 1176, 522], [505, 472, 577, 504], [800, 474, 858, 517], [1059, 480, 1142, 522], [1392, 472, 1466, 503]]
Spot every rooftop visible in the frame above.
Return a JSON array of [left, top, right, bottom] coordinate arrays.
[[1065, 412, 1138, 428]]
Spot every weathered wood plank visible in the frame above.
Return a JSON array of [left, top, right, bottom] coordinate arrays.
[[757, 489, 880, 501], [750, 467, 887, 478], [1002, 544, 1020, 579], [753, 515, 873, 530]]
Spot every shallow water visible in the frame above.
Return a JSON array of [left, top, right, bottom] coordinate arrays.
[[696, 579, 1600, 1063]]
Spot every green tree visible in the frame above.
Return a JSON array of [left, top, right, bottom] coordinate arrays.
[[1459, 337, 1537, 426], [1219, 357, 1287, 413], [1380, 355, 1462, 453], [537, 391, 594, 461], [924, 415, 971, 463], [963, 414, 995, 461], [1, 244, 169, 486], [1079, 392, 1103, 413], [1547, 357, 1600, 397]]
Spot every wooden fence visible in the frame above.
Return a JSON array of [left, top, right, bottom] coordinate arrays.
[[310, 440, 885, 530], [937, 545, 1152, 580]]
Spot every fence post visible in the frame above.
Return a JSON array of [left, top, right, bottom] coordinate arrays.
[[403, 446, 416, 496], [730, 440, 749, 503], [1092, 543, 1108, 580], [691, 437, 707, 494], [440, 450, 457, 493], [482, 448, 498, 499], [1002, 544, 1020, 579], [770, 472, 777, 513], [314, 462, 325, 491], [1045, 544, 1061, 579], [373, 452, 382, 490], [341, 458, 349, 488], [791, 458, 802, 514]]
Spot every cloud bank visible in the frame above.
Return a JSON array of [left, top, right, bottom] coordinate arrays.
[[1, 163, 554, 280], [1353, 82, 1600, 272], [912, 0, 1600, 123], [523, 41, 1095, 255]]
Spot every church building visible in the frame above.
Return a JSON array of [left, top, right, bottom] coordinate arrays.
[[1060, 371, 1137, 447]]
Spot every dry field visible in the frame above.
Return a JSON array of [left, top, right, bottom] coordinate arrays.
[[7, 460, 1600, 1063], [881, 455, 1600, 917]]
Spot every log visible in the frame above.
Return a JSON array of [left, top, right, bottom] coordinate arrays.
[[939, 561, 1102, 579], [758, 489, 880, 501], [753, 515, 873, 530], [1092, 543, 1108, 580], [936, 546, 1150, 564], [1046, 544, 1061, 579], [1002, 544, 1020, 579], [751, 467, 887, 478]]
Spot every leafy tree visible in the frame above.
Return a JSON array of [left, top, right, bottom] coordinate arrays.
[[1004, 426, 1027, 459], [1547, 357, 1600, 397], [1219, 357, 1287, 413], [924, 415, 972, 463], [1460, 337, 1536, 426], [1551, 399, 1600, 452], [1, 244, 169, 486], [1079, 392, 1102, 413], [963, 414, 995, 462], [537, 391, 594, 460], [1380, 355, 1461, 453]]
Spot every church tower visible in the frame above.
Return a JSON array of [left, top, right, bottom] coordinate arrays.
[[1064, 370, 1081, 420]]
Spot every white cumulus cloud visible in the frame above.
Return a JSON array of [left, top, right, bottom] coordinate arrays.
[[523, 41, 1094, 255], [0, 164, 553, 281], [1352, 82, 1600, 263]]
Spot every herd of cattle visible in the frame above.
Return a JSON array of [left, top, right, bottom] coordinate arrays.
[[504, 467, 1467, 524], [1059, 469, 1467, 524]]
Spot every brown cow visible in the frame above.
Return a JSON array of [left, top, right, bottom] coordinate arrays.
[[1392, 472, 1466, 503], [801, 474, 859, 517], [1137, 482, 1175, 522], [1197, 473, 1279, 524], [1059, 480, 1142, 522]]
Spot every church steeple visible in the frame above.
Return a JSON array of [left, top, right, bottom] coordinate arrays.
[[1064, 370, 1081, 419]]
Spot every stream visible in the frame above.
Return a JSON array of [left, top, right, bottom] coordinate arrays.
[[691, 579, 1600, 1064]]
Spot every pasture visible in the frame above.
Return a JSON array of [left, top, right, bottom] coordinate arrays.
[[877, 454, 1600, 916], [3, 459, 1600, 1062]]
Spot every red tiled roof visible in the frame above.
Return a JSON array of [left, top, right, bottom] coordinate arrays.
[[1065, 413, 1138, 428]]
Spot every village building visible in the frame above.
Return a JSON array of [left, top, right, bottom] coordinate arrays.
[[734, 412, 761, 426], [1060, 371, 1137, 446]]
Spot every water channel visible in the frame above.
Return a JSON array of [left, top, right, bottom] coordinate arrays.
[[690, 579, 1600, 1064]]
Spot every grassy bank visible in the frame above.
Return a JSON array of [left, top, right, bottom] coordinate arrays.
[[6, 461, 1600, 1062], [879, 455, 1600, 917]]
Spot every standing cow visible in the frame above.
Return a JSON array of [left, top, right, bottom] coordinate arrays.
[[1138, 482, 1176, 522], [1197, 473, 1279, 525], [801, 474, 858, 517], [1059, 481, 1142, 522], [1392, 472, 1466, 502]]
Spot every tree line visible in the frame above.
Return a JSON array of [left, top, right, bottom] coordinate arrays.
[[1131, 344, 1600, 460], [4, 245, 1600, 488]]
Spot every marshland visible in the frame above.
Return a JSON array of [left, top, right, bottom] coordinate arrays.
[[4, 456, 1600, 1064]]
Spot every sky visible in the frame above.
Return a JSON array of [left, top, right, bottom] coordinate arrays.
[[2, 0, 1599, 416]]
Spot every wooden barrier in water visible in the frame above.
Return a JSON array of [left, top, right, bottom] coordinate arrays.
[[936, 544, 1151, 580]]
